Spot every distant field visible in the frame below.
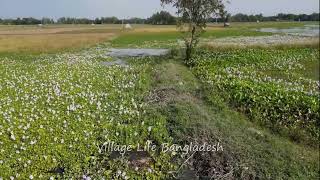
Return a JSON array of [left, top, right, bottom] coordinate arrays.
[[0, 25, 119, 53], [111, 29, 272, 48], [0, 33, 115, 53], [211, 21, 318, 28], [0, 22, 314, 53]]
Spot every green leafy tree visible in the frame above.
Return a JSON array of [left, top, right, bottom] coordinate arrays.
[[161, 0, 226, 63], [148, 11, 176, 25], [41, 17, 54, 24]]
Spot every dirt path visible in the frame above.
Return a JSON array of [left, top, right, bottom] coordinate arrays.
[[145, 58, 319, 179], [145, 60, 236, 179]]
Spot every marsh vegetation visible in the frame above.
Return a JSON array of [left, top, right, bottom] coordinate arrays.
[[0, 21, 319, 179]]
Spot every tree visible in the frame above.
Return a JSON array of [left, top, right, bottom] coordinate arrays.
[[148, 11, 176, 25], [161, 0, 226, 63], [41, 18, 54, 24], [219, 10, 231, 26], [100, 17, 119, 24], [127, 17, 146, 24], [94, 18, 102, 24]]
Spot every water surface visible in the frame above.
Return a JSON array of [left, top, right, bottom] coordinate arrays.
[[107, 48, 170, 57], [102, 48, 170, 67], [259, 25, 319, 37]]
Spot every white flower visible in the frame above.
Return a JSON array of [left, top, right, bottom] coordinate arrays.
[[148, 126, 152, 132], [30, 140, 37, 145], [82, 175, 91, 180], [29, 175, 33, 179], [97, 101, 101, 109], [117, 170, 122, 175], [10, 134, 16, 141]]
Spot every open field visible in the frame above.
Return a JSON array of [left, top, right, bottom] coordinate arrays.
[[0, 33, 115, 53], [1, 21, 318, 53], [0, 22, 319, 179]]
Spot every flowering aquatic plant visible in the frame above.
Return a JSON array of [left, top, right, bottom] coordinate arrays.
[[192, 48, 319, 143]]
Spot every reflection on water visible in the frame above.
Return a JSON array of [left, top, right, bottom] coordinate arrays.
[[259, 25, 319, 37]]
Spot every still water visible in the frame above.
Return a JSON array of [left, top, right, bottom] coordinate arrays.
[[259, 24, 319, 37]]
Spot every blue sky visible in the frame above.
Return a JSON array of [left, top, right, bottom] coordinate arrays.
[[0, 0, 319, 19]]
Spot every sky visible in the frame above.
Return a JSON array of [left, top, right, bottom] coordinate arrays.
[[0, 0, 319, 19]]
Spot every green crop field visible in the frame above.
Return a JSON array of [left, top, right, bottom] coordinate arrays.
[[0, 21, 319, 179]]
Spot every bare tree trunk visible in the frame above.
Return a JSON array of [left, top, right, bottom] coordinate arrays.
[[185, 26, 196, 62], [186, 44, 192, 61]]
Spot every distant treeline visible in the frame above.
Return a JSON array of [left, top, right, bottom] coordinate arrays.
[[0, 12, 318, 25], [0, 11, 176, 25], [227, 13, 319, 22]]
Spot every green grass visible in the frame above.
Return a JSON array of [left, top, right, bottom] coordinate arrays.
[[111, 21, 318, 48], [144, 59, 319, 179], [111, 28, 272, 48], [299, 59, 320, 80], [111, 31, 180, 47]]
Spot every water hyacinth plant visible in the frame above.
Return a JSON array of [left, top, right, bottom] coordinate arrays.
[[0, 47, 176, 179], [192, 48, 320, 144]]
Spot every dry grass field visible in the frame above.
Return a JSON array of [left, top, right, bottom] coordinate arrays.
[[0, 24, 181, 53], [0, 25, 121, 53], [0, 33, 116, 53]]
